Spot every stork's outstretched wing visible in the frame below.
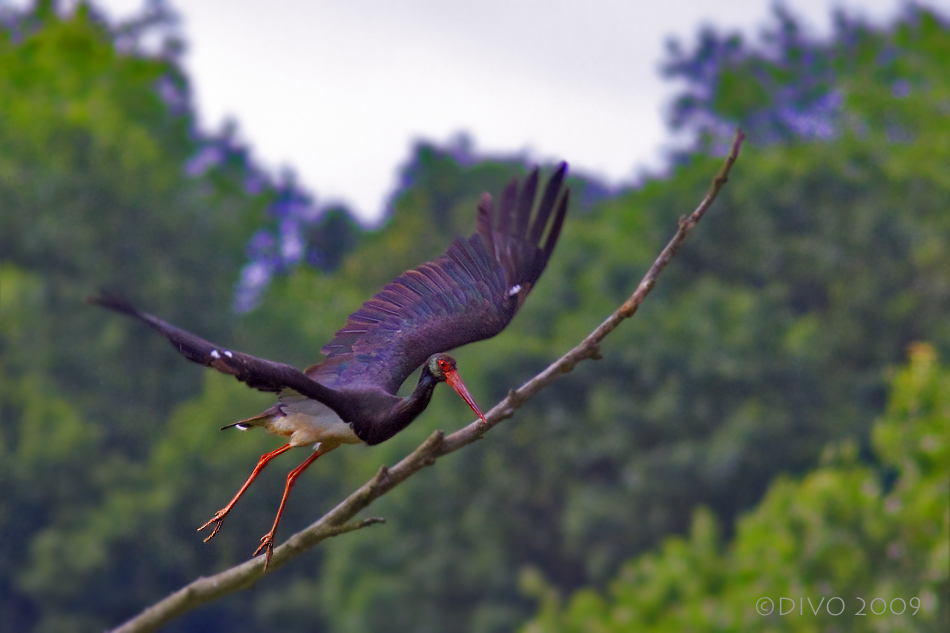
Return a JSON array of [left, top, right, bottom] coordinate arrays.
[[91, 164, 569, 403], [87, 292, 350, 411], [311, 163, 569, 394]]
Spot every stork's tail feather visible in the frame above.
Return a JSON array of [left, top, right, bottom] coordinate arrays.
[[221, 405, 282, 431]]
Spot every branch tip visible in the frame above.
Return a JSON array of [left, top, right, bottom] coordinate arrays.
[[346, 517, 386, 530], [424, 429, 444, 452], [372, 465, 390, 488]]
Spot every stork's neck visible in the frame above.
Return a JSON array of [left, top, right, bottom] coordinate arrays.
[[355, 366, 440, 446], [396, 366, 439, 423]]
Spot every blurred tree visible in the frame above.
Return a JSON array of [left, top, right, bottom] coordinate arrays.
[[0, 1, 356, 629], [522, 344, 949, 632], [664, 3, 950, 162], [2, 2, 949, 633], [0, 0, 260, 444], [303, 206, 363, 272], [310, 7, 950, 633]]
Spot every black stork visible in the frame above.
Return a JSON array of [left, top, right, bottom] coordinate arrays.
[[89, 163, 570, 567]]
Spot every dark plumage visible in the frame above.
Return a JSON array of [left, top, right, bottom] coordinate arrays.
[[89, 163, 570, 566]]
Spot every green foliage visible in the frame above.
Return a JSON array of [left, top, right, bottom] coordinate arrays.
[[304, 207, 363, 272], [2, 3, 949, 633], [307, 10, 950, 632], [523, 345, 949, 632], [310, 124, 949, 631], [0, 2, 265, 438], [0, 4, 266, 629]]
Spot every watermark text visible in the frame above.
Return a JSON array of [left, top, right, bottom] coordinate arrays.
[[755, 596, 920, 616]]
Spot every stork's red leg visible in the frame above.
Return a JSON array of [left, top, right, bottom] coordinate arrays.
[[253, 446, 326, 569], [198, 443, 294, 541]]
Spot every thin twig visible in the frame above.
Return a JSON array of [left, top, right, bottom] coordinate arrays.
[[108, 129, 745, 633]]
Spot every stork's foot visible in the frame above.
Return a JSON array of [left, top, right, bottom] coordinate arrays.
[[253, 531, 276, 570], [197, 509, 229, 542]]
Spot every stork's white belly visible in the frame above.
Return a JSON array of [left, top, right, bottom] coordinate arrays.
[[269, 391, 361, 448]]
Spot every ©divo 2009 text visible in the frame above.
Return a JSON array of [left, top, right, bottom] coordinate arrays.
[[755, 596, 921, 616]]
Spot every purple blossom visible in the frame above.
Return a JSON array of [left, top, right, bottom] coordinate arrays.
[[892, 80, 911, 98], [445, 132, 476, 167], [663, 8, 872, 147], [662, 5, 945, 151], [279, 218, 304, 263], [244, 173, 267, 195], [155, 75, 189, 115], [247, 230, 276, 259], [233, 260, 274, 313], [778, 90, 842, 141], [184, 145, 225, 177]]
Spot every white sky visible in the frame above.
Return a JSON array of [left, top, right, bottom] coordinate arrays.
[[49, 1, 950, 221]]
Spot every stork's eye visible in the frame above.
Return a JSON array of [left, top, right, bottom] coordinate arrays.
[[438, 359, 451, 371]]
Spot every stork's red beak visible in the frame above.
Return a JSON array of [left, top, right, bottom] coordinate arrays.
[[444, 369, 486, 422]]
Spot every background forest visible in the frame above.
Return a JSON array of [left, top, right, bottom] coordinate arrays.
[[1, 1, 948, 632]]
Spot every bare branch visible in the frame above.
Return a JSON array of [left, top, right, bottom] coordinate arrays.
[[108, 130, 745, 633]]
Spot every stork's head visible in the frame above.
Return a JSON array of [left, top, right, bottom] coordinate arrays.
[[427, 353, 485, 422]]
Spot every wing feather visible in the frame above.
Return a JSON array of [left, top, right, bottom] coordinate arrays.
[[544, 189, 570, 260], [87, 292, 351, 414], [514, 169, 538, 240], [530, 163, 567, 243], [314, 164, 570, 394]]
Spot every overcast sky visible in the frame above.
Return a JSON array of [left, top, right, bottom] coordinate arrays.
[[73, 1, 950, 220]]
